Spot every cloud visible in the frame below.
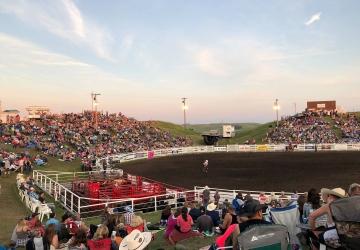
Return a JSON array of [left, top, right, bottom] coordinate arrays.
[[194, 49, 227, 76], [0, 0, 114, 60], [305, 12, 321, 26]]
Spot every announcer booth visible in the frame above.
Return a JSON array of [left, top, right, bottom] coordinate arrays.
[[307, 100, 336, 113]]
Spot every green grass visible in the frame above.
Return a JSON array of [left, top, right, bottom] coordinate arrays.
[[219, 122, 275, 144], [188, 123, 260, 134], [0, 144, 214, 249], [151, 120, 203, 145]]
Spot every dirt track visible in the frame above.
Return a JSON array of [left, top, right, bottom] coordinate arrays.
[[121, 152, 360, 192]]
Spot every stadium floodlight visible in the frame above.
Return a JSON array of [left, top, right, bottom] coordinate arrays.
[[91, 92, 101, 128], [181, 97, 188, 128], [273, 99, 280, 127]]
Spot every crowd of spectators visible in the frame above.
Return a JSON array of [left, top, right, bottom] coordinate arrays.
[[5, 178, 360, 249], [266, 111, 360, 144], [0, 112, 192, 166]]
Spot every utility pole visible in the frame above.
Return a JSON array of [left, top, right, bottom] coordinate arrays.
[[181, 97, 188, 128], [273, 99, 280, 127], [91, 92, 101, 128], [294, 102, 297, 115]]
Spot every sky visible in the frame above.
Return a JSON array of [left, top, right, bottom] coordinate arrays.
[[0, 0, 360, 124]]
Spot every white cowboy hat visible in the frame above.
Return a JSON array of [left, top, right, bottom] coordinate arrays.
[[119, 229, 152, 250], [321, 187, 346, 198], [125, 206, 133, 213], [207, 203, 217, 212], [204, 186, 209, 190]]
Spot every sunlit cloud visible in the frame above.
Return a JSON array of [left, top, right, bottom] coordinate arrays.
[[305, 12, 322, 26], [0, 0, 114, 60]]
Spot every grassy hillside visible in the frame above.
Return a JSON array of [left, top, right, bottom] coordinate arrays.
[[151, 120, 203, 145], [152, 120, 272, 145], [188, 123, 261, 133]]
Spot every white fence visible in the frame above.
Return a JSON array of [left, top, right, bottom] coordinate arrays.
[[96, 143, 360, 169]]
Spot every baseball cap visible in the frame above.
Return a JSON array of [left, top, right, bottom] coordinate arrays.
[[238, 199, 266, 217]]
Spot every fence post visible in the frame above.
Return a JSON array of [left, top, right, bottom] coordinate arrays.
[[175, 192, 178, 209], [131, 199, 134, 212], [78, 196, 81, 215], [154, 196, 157, 212], [233, 190, 236, 199], [64, 189, 67, 208], [44, 177, 47, 192], [71, 192, 74, 212], [56, 174, 59, 183]]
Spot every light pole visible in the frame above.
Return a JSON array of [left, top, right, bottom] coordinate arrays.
[[91, 92, 101, 128], [273, 99, 280, 127], [181, 97, 188, 128]]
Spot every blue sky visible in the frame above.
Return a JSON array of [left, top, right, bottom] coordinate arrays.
[[0, 0, 359, 123]]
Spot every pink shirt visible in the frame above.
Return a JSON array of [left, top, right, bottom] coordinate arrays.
[[176, 214, 193, 233]]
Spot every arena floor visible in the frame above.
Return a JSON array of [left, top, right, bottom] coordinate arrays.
[[120, 152, 360, 192]]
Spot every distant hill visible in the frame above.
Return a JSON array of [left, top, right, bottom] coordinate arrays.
[[150, 121, 203, 145]]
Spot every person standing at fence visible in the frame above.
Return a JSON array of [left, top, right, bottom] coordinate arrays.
[[202, 160, 209, 173], [202, 186, 210, 207], [124, 206, 135, 225]]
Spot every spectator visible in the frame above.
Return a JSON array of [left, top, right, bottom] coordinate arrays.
[[168, 207, 201, 245], [202, 186, 210, 206], [232, 192, 244, 214], [124, 206, 134, 226], [302, 188, 321, 224], [87, 224, 112, 250], [43, 224, 59, 249], [258, 192, 267, 204], [189, 202, 201, 222], [164, 208, 181, 240], [214, 191, 220, 206], [195, 206, 213, 234], [231, 199, 272, 249], [160, 205, 172, 226], [309, 188, 346, 248], [218, 206, 237, 234], [68, 228, 88, 250], [348, 183, 360, 197], [45, 213, 60, 232], [206, 203, 220, 227]]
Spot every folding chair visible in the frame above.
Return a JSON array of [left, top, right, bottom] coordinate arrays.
[[330, 196, 360, 249], [39, 204, 52, 222], [270, 204, 300, 246], [237, 224, 290, 250]]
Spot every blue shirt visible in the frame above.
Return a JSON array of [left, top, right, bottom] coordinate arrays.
[[46, 218, 60, 232]]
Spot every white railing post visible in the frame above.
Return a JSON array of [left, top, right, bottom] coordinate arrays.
[[233, 190, 236, 199], [131, 199, 134, 211], [71, 193, 74, 212], [64, 189, 67, 208], [154, 196, 157, 211], [78, 196, 81, 215], [175, 192, 178, 208]]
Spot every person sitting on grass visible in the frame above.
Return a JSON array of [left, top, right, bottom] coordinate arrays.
[[189, 202, 201, 222], [160, 205, 172, 226], [87, 224, 112, 250], [164, 208, 181, 241], [168, 207, 202, 245], [195, 206, 213, 234], [68, 228, 88, 250], [218, 205, 237, 234], [206, 203, 220, 227]]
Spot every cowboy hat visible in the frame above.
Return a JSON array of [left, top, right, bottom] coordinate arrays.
[[125, 206, 133, 213], [238, 199, 266, 217], [207, 203, 217, 212], [321, 187, 346, 198], [119, 229, 152, 250]]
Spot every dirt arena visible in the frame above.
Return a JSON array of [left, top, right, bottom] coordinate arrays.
[[120, 152, 360, 192]]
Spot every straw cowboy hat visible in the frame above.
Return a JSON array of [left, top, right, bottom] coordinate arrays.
[[207, 203, 217, 212], [119, 229, 152, 250], [321, 187, 346, 198]]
